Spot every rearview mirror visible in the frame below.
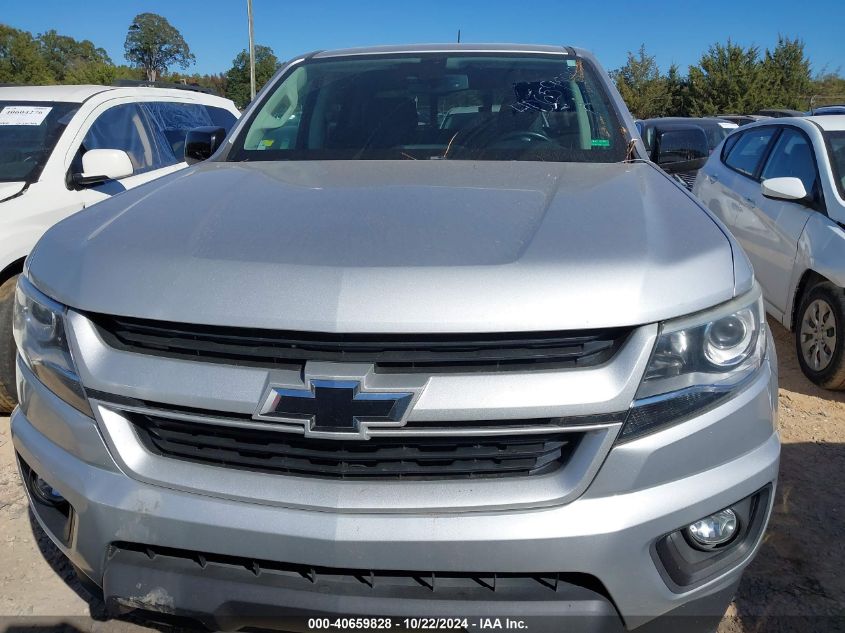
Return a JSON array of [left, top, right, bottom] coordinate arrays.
[[761, 177, 809, 202], [73, 149, 134, 187], [185, 126, 227, 164], [653, 127, 709, 173]]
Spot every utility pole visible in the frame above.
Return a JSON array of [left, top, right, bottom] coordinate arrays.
[[457, 29, 461, 43], [247, 0, 256, 101]]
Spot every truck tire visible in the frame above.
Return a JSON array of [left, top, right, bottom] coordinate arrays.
[[0, 274, 19, 412], [795, 281, 845, 390]]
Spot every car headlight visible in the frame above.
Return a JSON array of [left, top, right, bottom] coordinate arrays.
[[12, 276, 92, 417], [619, 284, 767, 442]]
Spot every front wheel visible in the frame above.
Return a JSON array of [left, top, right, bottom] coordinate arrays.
[[0, 274, 19, 412], [795, 282, 845, 390]]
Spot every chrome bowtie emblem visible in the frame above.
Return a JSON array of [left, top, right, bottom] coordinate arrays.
[[255, 377, 415, 439]]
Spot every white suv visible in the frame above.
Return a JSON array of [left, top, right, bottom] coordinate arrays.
[[0, 84, 240, 411], [694, 115, 845, 387]]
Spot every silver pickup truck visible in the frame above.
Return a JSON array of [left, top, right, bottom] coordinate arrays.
[[11, 44, 778, 632]]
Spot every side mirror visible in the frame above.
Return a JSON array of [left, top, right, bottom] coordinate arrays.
[[185, 126, 227, 164], [73, 149, 134, 187], [653, 127, 709, 173], [761, 177, 809, 202]]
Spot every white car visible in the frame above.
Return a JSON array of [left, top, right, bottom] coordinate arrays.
[[694, 115, 845, 387], [0, 84, 239, 411]]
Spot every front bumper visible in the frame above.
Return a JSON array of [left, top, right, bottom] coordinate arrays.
[[11, 346, 779, 631]]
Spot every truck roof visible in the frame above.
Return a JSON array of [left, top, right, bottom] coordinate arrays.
[[0, 84, 236, 107], [311, 43, 582, 59], [0, 84, 111, 102]]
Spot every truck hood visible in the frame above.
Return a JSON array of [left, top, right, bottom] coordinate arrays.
[[29, 160, 737, 333]]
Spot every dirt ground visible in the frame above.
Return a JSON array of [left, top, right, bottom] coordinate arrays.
[[0, 317, 843, 632]]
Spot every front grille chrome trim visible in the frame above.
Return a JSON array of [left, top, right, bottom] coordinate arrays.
[[89, 398, 625, 438]]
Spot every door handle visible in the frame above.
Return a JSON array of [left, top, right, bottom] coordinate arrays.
[[743, 196, 755, 206], [708, 174, 719, 183]]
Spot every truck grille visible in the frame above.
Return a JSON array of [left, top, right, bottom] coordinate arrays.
[[129, 412, 580, 480], [88, 313, 630, 373]]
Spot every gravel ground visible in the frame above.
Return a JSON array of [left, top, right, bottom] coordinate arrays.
[[0, 318, 843, 632]]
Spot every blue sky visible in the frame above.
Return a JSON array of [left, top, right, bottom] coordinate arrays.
[[4, 0, 844, 76]]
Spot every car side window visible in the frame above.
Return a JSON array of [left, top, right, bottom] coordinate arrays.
[[80, 103, 174, 175], [723, 127, 777, 177], [721, 132, 740, 157], [205, 106, 238, 132], [760, 128, 819, 197], [143, 102, 219, 161]]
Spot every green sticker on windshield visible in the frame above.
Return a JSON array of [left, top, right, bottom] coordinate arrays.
[[591, 139, 611, 147]]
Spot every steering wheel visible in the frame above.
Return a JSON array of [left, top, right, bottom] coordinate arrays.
[[488, 130, 554, 147]]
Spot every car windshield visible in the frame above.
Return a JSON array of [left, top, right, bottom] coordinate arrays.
[[0, 101, 80, 183], [827, 131, 845, 199], [230, 53, 626, 162]]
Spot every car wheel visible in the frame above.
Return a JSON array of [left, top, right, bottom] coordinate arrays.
[[795, 282, 845, 390], [0, 274, 19, 412]]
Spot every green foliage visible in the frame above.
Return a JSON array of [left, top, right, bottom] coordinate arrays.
[[612, 45, 671, 119], [225, 45, 281, 108], [686, 41, 765, 116], [123, 12, 194, 81], [37, 29, 111, 82], [664, 64, 690, 117], [759, 37, 812, 110], [165, 71, 228, 97], [0, 24, 53, 84], [809, 70, 845, 110], [612, 39, 817, 119]]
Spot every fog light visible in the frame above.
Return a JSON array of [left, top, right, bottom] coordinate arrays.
[[686, 509, 738, 549], [30, 473, 67, 508]]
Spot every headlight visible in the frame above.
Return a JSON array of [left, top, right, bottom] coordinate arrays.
[[619, 285, 766, 441], [12, 276, 92, 417]]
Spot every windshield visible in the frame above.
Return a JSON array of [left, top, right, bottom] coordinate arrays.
[[827, 131, 845, 200], [0, 102, 80, 183], [230, 53, 626, 162]]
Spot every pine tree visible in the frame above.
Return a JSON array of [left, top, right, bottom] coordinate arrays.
[[612, 45, 671, 119], [687, 41, 765, 116], [760, 36, 812, 110]]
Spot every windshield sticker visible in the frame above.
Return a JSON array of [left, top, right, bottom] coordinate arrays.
[[0, 106, 52, 126], [591, 139, 611, 148]]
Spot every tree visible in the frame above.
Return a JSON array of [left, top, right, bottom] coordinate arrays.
[[760, 36, 812, 110], [664, 64, 690, 117], [612, 45, 670, 119], [165, 71, 228, 97], [225, 45, 280, 108], [0, 24, 53, 84], [686, 41, 765, 116], [36, 29, 111, 82], [124, 13, 194, 81], [810, 69, 845, 111]]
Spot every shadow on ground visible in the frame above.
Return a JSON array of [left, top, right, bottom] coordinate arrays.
[[729, 441, 845, 632]]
